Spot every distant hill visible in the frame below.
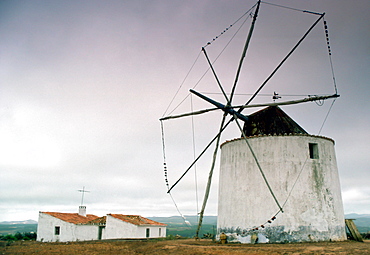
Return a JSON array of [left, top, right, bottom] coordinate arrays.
[[148, 216, 217, 238], [149, 215, 217, 226], [0, 219, 37, 225], [345, 213, 370, 219], [0, 219, 38, 235], [345, 213, 370, 233]]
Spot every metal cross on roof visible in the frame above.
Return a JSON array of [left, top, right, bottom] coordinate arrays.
[[78, 186, 90, 206]]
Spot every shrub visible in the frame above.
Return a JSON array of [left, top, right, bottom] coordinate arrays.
[[0, 234, 16, 241], [0, 232, 37, 241]]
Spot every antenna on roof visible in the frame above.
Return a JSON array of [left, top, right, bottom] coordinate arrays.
[[78, 186, 90, 205]]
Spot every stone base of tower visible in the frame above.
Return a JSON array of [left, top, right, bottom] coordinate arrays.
[[217, 135, 347, 243], [218, 225, 346, 244]]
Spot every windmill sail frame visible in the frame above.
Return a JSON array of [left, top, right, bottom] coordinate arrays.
[[160, 0, 339, 239]]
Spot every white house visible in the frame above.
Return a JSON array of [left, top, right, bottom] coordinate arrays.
[[36, 206, 166, 242], [105, 214, 166, 239]]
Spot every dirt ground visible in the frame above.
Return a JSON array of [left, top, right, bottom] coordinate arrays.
[[1, 239, 370, 255]]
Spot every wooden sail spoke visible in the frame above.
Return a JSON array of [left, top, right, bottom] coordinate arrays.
[[160, 94, 339, 121]]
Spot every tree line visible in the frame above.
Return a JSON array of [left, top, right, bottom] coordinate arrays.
[[0, 232, 37, 241]]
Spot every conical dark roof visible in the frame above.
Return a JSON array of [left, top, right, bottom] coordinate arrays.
[[242, 106, 307, 137]]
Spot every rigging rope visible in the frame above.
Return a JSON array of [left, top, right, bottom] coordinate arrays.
[[323, 18, 338, 94], [261, 1, 322, 15], [161, 120, 189, 225], [160, 121, 170, 191], [204, 4, 257, 48], [169, 192, 191, 226], [190, 95, 200, 221], [318, 98, 337, 134], [162, 50, 202, 117]]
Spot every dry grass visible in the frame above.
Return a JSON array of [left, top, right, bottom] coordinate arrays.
[[1, 239, 370, 255]]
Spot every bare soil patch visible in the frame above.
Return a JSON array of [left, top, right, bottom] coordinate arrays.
[[1, 239, 369, 254]]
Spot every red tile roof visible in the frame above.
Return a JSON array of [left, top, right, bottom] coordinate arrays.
[[87, 216, 106, 225], [108, 214, 167, 226], [42, 212, 99, 224]]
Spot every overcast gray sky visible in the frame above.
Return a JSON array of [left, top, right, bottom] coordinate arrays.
[[1, 0, 369, 221]]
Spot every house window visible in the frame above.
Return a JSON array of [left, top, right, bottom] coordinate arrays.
[[146, 228, 150, 238], [55, 226, 60, 235], [309, 143, 319, 159], [159, 228, 161, 237]]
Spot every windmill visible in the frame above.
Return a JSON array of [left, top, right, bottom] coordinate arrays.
[[160, 0, 344, 242]]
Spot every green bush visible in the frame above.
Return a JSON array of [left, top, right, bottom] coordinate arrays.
[[14, 232, 23, 240], [0, 234, 16, 241], [0, 232, 37, 241]]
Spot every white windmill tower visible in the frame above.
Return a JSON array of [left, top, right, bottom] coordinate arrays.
[[217, 106, 346, 243]]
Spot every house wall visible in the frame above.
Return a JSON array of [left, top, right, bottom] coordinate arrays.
[[217, 135, 346, 243], [104, 215, 138, 239], [104, 215, 166, 239], [37, 213, 99, 242], [137, 225, 166, 238]]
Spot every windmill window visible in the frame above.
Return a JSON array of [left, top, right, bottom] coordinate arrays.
[[309, 143, 319, 159], [159, 228, 161, 236], [55, 226, 60, 235]]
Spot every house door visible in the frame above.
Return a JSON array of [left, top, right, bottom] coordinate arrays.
[[98, 226, 104, 240], [146, 228, 150, 238]]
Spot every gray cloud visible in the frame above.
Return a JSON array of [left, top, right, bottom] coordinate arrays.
[[0, 0, 369, 221]]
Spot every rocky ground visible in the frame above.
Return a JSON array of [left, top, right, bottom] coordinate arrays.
[[1, 239, 370, 254]]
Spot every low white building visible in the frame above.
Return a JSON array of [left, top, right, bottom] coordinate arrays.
[[36, 206, 166, 242], [105, 214, 166, 239]]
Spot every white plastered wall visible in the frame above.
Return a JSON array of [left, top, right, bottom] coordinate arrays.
[[217, 135, 346, 243], [104, 215, 166, 239], [36, 213, 99, 242]]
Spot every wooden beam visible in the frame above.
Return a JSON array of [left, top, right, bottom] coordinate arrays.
[[160, 94, 339, 121], [345, 219, 363, 242], [233, 94, 340, 109]]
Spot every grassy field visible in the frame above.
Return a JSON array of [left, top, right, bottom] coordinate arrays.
[[1, 239, 370, 254]]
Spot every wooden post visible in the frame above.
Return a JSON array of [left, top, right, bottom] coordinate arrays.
[[345, 219, 363, 242]]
